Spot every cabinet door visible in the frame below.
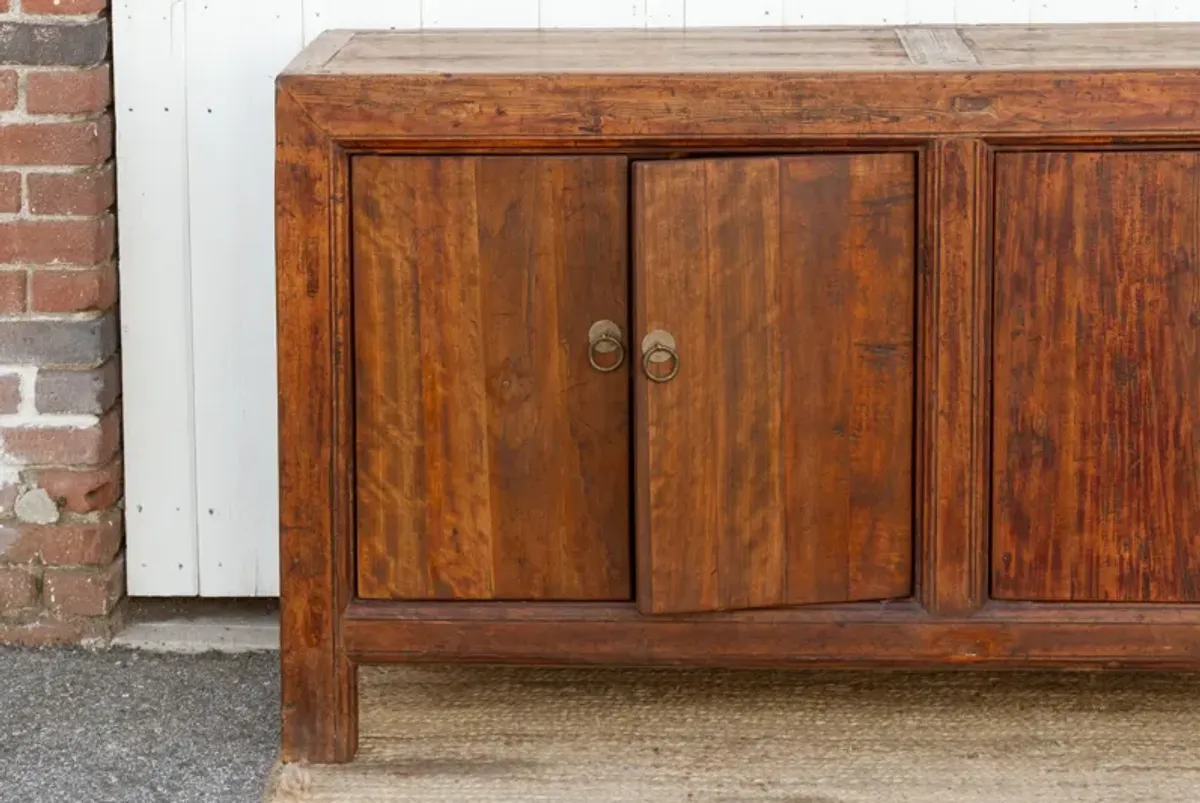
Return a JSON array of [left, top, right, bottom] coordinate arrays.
[[633, 155, 916, 614], [993, 151, 1200, 602], [352, 156, 631, 601]]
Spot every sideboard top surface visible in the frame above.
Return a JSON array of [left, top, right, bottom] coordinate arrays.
[[285, 24, 1200, 77]]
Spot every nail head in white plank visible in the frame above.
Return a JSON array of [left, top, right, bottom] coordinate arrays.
[[687, 0, 782, 27], [785, 0, 906, 25], [954, 0, 1027, 23], [112, 0, 200, 596], [303, 0, 420, 45], [906, 0, 956, 23], [542, 0, 646, 27], [1156, 1, 1192, 22], [423, 0, 539, 27], [898, 26, 979, 66], [1030, 0, 1155, 23], [646, 0, 683, 26]]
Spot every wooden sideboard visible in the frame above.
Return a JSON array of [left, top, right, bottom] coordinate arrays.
[[276, 24, 1200, 762]]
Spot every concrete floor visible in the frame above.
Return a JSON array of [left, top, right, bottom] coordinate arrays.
[[0, 646, 279, 803]]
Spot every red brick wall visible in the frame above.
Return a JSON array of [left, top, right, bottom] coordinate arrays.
[[0, 0, 121, 643]]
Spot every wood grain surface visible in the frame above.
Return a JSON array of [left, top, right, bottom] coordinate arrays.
[[276, 88, 357, 763], [286, 25, 1200, 75], [922, 137, 990, 616], [634, 154, 916, 614], [992, 150, 1200, 602], [276, 26, 1200, 764], [353, 155, 631, 602]]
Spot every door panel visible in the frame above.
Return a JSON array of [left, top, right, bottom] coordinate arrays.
[[634, 154, 917, 614], [352, 156, 631, 601], [992, 151, 1200, 602]]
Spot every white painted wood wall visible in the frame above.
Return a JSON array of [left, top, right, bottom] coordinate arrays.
[[113, 0, 1198, 597]]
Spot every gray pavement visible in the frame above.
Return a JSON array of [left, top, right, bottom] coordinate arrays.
[[0, 646, 279, 803]]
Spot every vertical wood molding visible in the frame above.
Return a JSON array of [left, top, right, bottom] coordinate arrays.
[[276, 86, 357, 763], [920, 137, 990, 617]]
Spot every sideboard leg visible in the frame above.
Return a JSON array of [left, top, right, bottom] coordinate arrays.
[[281, 646, 358, 763]]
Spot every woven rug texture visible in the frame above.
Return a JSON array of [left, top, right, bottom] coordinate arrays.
[[263, 665, 1200, 802]]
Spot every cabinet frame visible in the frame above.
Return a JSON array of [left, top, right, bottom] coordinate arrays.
[[277, 46, 1200, 763]]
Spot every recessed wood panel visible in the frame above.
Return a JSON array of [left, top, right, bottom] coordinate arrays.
[[992, 151, 1200, 602], [634, 154, 917, 614], [352, 155, 631, 601]]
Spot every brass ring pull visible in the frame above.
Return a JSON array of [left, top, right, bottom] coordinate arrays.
[[587, 320, 625, 373], [642, 344, 679, 383], [588, 332, 626, 372], [641, 333, 680, 383]]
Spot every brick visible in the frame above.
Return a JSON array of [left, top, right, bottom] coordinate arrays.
[[0, 172, 21, 214], [30, 457, 121, 512], [0, 269, 26, 313], [24, 0, 110, 14], [0, 312, 117, 365], [0, 21, 109, 67], [43, 555, 123, 617], [0, 70, 15, 112], [26, 65, 111, 114], [0, 522, 29, 562], [0, 2, 8, 13], [0, 215, 114, 264], [0, 119, 112, 166], [0, 611, 121, 645], [0, 404, 119, 465], [28, 164, 113, 215], [30, 263, 115, 312], [0, 510, 122, 566], [0, 566, 37, 611], [35, 357, 119, 414], [0, 371, 20, 414], [38, 514, 122, 566]]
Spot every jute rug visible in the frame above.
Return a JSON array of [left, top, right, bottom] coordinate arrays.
[[264, 666, 1200, 802]]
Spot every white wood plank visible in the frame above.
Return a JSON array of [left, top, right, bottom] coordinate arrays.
[[1157, 1, 1196, 20], [906, 0, 956, 23], [185, 0, 301, 596], [646, 0, 684, 26], [954, 0, 1027, 22], [303, 0, 421, 45], [541, 0, 645, 27], [423, 0, 539, 27], [1030, 0, 1154, 21], [112, 0, 200, 596], [688, 0, 783, 26], [784, 0, 906, 24]]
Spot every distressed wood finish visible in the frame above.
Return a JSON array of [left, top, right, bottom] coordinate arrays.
[[353, 155, 631, 602], [277, 25, 1200, 763], [276, 88, 356, 763], [280, 26, 1200, 141], [289, 25, 1200, 75], [341, 601, 1200, 670], [896, 28, 979, 67], [634, 155, 915, 614], [992, 151, 1200, 603]]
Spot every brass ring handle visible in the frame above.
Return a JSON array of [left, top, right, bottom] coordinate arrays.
[[588, 332, 626, 372], [642, 343, 680, 383]]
